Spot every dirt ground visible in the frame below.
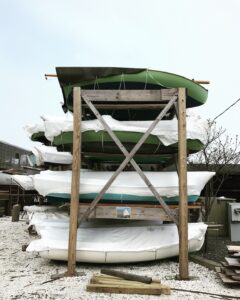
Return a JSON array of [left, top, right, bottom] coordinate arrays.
[[198, 235, 240, 262]]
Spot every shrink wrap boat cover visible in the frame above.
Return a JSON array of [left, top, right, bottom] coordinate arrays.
[[32, 169, 215, 199], [25, 110, 208, 145], [24, 123, 45, 139], [11, 175, 34, 190], [0, 172, 15, 185], [32, 145, 72, 166], [23, 205, 67, 226], [41, 111, 208, 145], [27, 221, 207, 263]]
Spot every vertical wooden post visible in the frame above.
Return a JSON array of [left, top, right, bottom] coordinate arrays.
[[66, 87, 81, 276], [12, 204, 20, 222], [178, 88, 189, 280]]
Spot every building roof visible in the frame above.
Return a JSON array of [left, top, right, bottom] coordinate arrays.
[[0, 140, 31, 153]]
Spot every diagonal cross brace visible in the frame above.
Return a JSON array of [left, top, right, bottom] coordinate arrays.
[[78, 94, 178, 225]]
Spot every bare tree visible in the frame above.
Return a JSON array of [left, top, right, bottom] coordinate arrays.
[[188, 119, 240, 221]]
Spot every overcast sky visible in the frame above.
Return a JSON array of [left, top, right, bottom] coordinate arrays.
[[1, 0, 240, 150]]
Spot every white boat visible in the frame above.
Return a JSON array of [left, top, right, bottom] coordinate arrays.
[[32, 169, 215, 204], [27, 112, 208, 146], [27, 220, 207, 263], [32, 145, 72, 166], [0, 172, 15, 185], [11, 174, 35, 190]]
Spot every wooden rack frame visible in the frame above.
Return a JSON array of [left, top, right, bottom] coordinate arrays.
[[67, 87, 189, 279]]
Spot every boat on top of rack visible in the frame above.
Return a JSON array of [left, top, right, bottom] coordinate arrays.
[[56, 67, 208, 119], [27, 169, 215, 205]]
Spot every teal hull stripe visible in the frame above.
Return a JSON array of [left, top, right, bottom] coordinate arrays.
[[46, 193, 198, 204]]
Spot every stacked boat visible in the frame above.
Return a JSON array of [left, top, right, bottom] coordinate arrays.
[[13, 67, 214, 263]]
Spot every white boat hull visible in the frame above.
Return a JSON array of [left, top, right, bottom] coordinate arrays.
[[27, 221, 207, 263], [32, 170, 215, 201]]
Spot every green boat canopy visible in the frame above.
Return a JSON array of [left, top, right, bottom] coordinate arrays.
[[56, 67, 208, 116]]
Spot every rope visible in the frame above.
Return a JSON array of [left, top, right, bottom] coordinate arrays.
[[93, 76, 99, 90], [118, 73, 126, 90], [153, 139, 162, 154], [147, 71, 164, 86], [144, 69, 149, 89], [213, 97, 240, 121], [60, 131, 64, 151], [101, 132, 104, 152]]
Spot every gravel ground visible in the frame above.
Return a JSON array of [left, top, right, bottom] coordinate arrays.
[[0, 217, 239, 300]]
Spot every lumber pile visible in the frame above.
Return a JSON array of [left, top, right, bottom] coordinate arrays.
[[216, 245, 240, 286], [86, 269, 171, 296]]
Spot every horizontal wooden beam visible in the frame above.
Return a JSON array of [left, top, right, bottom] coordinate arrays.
[[78, 205, 175, 221], [79, 203, 201, 208], [81, 89, 177, 102], [82, 103, 168, 110], [78, 202, 200, 221], [82, 152, 175, 157], [194, 80, 210, 84]]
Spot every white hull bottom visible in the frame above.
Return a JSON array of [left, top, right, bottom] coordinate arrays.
[[27, 221, 207, 263]]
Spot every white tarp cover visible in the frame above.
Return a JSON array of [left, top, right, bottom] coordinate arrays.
[[32, 169, 215, 198], [23, 206, 68, 229], [24, 205, 61, 213], [27, 220, 207, 263], [11, 175, 35, 190], [28, 211, 69, 234], [24, 123, 45, 138], [25, 209, 163, 234], [0, 172, 14, 185], [32, 145, 72, 166], [26, 110, 208, 146]]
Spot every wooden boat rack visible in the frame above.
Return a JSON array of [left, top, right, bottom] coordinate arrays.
[[67, 87, 189, 279]]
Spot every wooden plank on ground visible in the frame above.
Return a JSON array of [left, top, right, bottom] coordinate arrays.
[[231, 275, 240, 281], [224, 268, 238, 277], [87, 283, 170, 295], [225, 257, 240, 268], [87, 274, 171, 295], [227, 245, 240, 253], [215, 266, 222, 273], [218, 273, 240, 286], [190, 255, 222, 270]]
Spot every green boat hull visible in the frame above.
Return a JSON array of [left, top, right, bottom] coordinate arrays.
[[31, 130, 203, 164], [54, 130, 202, 150], [56, 67, 208, 114], [31, 132, 51, 145], [53, 130, 203, 163]]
